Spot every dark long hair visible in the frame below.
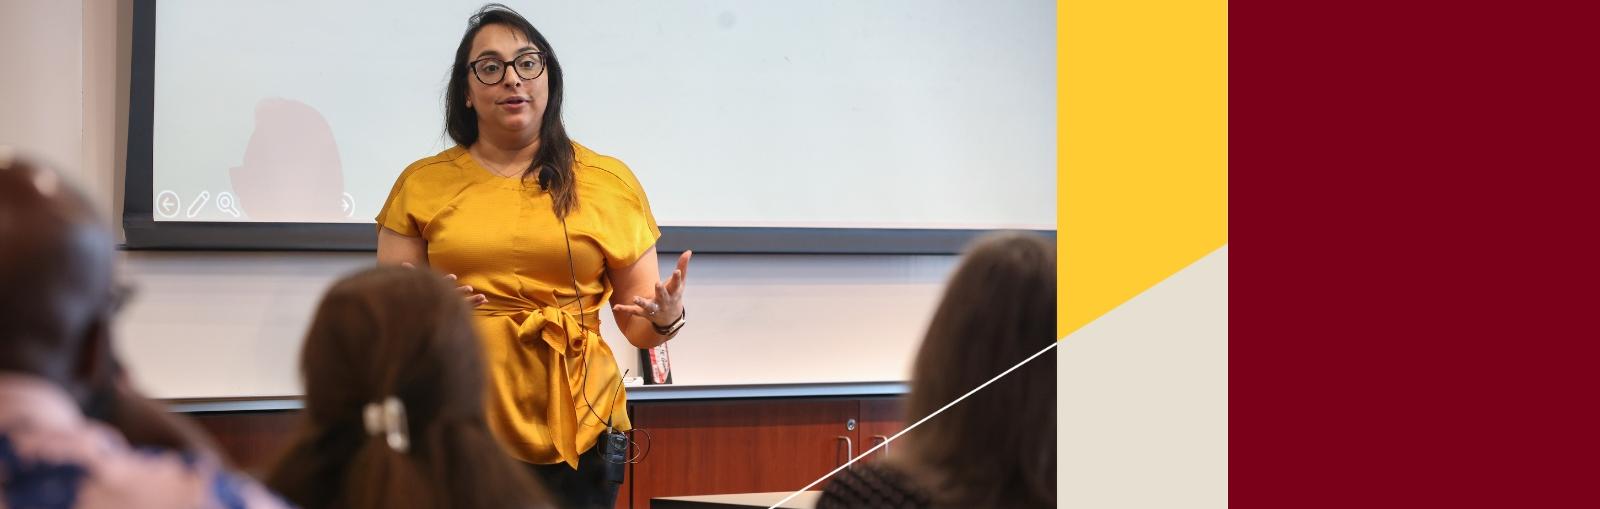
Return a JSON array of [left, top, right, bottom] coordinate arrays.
[[899, 232, 1057, 508], [444, 3, 578, 218], [265, 267, 552, 509]]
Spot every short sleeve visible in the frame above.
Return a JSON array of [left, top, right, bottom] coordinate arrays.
[[600, 180, 661, 270], [579, 152, 661, 270], [375, 155, 459, 237], [375, 170, 421, 236]]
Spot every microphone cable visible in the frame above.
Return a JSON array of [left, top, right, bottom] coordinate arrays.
[[558, 216, 651, 465]]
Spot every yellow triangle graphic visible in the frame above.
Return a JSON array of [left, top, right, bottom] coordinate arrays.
[[1058, 0, 1229, 339]]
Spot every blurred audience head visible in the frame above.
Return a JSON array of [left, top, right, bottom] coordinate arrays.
[[267, 266, 552, 509], [0, 148, 120, 407], [0, 147, 231, 468], [901, 231, 1056, 507]]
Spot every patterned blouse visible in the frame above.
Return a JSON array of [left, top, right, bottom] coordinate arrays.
[[0, 374, 291, 509]]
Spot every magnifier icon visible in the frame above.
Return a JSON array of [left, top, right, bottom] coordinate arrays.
[[217, 192, 242, 218]]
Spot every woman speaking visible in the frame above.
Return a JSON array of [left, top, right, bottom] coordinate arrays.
[[375, 4, 690, 507]]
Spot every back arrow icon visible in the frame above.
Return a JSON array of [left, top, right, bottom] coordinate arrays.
[[156, 190, 180, 218]]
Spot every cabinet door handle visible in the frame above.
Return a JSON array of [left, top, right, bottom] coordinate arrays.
[[870, 435, 890, 457], [836, 435, 854, 469]]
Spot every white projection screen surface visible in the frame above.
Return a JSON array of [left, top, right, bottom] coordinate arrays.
[[130, 0, 1056, 251]]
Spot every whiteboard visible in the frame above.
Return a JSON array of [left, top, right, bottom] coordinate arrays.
[[147, 0, 1056, 230]]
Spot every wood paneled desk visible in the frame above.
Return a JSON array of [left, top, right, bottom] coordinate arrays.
[[652, 491, 820, 509], [169, 381, 906, 509]]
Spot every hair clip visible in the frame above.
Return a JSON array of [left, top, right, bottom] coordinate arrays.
[[363, 396, 410, 453]]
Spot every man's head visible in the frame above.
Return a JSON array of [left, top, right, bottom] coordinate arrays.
[[0, 147, 118, 393]]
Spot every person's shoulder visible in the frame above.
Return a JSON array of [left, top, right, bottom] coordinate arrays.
[[572, 141, 630, 174], [393, 146, 471, 189], [403, 145, 469, 172], [572, 141, 646, 195], [816, 462, 933, 509]]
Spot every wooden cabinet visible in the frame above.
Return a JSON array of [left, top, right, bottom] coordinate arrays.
[[188, 410, 303, 475], [625, 397, 905, 509], [855, 397, 907, 464]]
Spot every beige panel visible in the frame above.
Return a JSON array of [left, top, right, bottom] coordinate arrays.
[[1059, 246, 1228, 508], [115, 251, 954, 398]]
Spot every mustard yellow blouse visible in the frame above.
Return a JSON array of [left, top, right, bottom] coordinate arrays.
[[376, 143, 658, 468]]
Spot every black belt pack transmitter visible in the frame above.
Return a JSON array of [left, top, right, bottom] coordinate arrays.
[[601, 428, 628, 483]]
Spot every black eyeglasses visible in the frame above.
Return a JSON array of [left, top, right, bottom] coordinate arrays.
[[469, 52, 545, 85]]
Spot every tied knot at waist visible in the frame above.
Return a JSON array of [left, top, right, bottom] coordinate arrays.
[[480, 303, 602, 356]]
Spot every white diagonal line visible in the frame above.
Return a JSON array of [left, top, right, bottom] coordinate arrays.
[[769, 340, 1059, 508]]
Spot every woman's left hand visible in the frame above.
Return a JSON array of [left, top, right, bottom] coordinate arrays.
[[613, 250, 692, 327]]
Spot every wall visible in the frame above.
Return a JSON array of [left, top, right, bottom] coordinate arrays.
[[4, 0, 955, 399], [1, 1, 80, 191], [119, 251, 952, 398]]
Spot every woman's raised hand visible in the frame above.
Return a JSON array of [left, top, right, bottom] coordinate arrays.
[[613, 250, 691, 327]]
